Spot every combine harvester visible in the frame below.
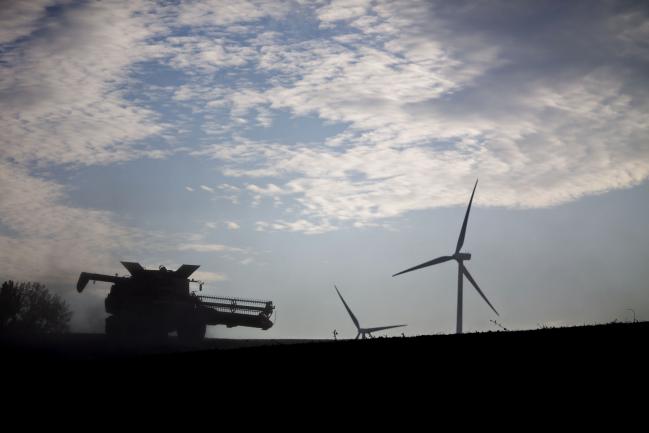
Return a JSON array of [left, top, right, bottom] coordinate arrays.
[[77, 262, 274, 342]]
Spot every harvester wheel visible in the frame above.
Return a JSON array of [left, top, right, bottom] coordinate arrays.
[[105, 315, 125, 337], [177, 319, 206, 343]]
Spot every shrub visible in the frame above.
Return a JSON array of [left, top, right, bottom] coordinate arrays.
[[0, 281, 72, 334]]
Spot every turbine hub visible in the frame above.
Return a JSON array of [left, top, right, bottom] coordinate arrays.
[[456, 252, 471, 261]]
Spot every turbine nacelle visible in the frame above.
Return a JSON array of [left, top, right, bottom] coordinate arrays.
[[455, 252, 471, 261]]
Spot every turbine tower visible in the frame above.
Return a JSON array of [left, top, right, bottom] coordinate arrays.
[[392, 179, 499, 334], [334, 285, 406, 339]]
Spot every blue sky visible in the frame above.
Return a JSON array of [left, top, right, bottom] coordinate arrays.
[[1, 0, 648, 338]]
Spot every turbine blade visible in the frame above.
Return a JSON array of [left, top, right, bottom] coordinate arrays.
[[334, 285, 361, 330], [392, 255, 453, 277], [462, 266, 499, 316], [455, 179, 478, 254], [363, 324, 407, 333]]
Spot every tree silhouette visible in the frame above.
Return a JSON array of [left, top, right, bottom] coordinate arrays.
[[0, 281, 72, 334]]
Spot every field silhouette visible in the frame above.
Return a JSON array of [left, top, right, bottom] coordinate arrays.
[[2, 320, 645, 364]]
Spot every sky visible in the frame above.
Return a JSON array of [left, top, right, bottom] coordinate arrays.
[[1, 0, 648, 338]]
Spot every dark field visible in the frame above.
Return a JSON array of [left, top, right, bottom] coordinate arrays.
[[3, 323, 647, 398], [3, 321, 647, 367]]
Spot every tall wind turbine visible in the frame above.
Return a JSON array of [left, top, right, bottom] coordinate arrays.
[[334, 285, 406, 339], [392, 179, 499, 334]]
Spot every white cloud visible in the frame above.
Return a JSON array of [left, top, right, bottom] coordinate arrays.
[[0, 162, 141, 282], [190, 1, 649, 233], [225, 221, 240, 230], [204, 221, 240, 230], [3, 1, 649, 239], [192, 270, 228, 283], [177, 0, 290, 28], [0, 0, 60, 45], [185, 186, 195, 192], [317, 0, 371, 25], [165, 35, 256, 73], [255, 219, 336, 235], [246, 183, 285, 196], [608, 9, 649, 60], [251, 15, 500, 143], [0, 1, 168, 167], [218, 183, 240, 192], [178, 243, 244, 253], [202, 69, 649, 229], [255, 107, 274, 127]]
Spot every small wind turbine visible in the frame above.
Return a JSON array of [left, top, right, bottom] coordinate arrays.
[[334, 285, 406, 339], [392, 179, 499, 334]]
